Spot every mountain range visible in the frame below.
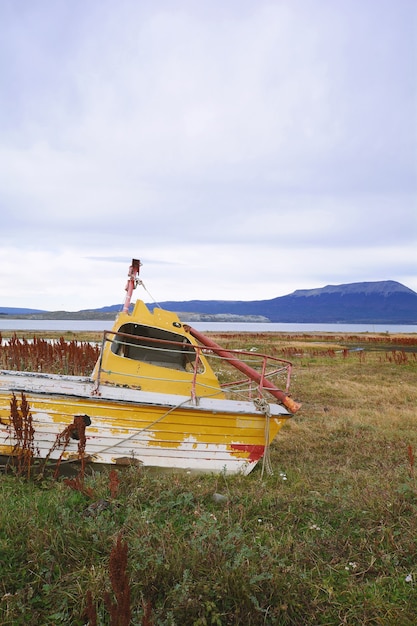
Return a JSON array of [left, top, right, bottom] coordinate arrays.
[[147, 281, 417, 324], [1, 281, 416, 324]]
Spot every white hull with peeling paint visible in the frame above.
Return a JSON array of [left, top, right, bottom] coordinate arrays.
[[0, 370, 290, 475]]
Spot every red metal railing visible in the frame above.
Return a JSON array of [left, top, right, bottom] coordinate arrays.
[[94, 330, 300, 411]]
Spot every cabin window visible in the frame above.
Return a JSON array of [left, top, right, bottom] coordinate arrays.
[[111, 323, 197, 371]]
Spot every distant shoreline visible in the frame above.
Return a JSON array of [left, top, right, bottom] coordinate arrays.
[[1, 312, 416, 325], [0, 319, 416, 335], [0, 312, 269, 323]]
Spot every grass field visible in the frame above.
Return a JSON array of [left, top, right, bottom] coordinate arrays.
[[1, 331, 417, 625]]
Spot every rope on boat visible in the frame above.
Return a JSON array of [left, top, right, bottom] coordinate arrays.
[[254, 398, 274, 478], [138, 280, 161, 308]]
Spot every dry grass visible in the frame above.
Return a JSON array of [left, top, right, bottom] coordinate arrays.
[[1, 331, 417, 625]]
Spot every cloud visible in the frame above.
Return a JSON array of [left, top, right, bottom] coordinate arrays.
[[0, 0, 415, 310]]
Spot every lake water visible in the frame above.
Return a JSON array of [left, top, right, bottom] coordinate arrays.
[[0, 319, 416, 334]]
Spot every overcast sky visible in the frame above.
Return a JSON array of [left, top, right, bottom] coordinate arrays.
[[1, 0, 416, 311]]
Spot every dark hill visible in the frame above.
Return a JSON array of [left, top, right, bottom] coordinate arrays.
[[0, 307, 47, 315], [1, 281, 416, 324], [148, 281, 417, 324]]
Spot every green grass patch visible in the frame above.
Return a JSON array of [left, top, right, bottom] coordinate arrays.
[[1, 332, 417, 624]]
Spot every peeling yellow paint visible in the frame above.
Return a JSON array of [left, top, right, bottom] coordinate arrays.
[[91, 304, 225, 398], [0, 444, 14, 455]]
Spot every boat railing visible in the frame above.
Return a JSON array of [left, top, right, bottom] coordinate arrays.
[[94, 330, 294, 404]]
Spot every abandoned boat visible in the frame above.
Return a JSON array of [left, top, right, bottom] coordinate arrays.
[[0, 259, 301, 475]]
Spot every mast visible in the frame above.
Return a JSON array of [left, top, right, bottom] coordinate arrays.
[[123, 259, 141, 313]]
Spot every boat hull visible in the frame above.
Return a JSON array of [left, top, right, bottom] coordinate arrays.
[[0, 370, 291, 475]]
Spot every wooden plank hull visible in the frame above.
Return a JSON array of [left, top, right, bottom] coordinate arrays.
[[0, 370, 291, 475]]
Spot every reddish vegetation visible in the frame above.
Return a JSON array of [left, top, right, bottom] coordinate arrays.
[[210, 332, 417, 365], [84, 591, 98, 626], [211, 332, 417, 347], [8, 392, 37, 477], [86, 532, 151, 625], [382, 350, 416, 364], [109, 468, 120, 499], [0, 333, 100, 375], [104, 534, 132, 626], [6, 393, 93, 495]]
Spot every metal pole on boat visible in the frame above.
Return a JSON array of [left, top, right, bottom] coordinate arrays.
[[185, 325, 301, 414], [123, 259, 141, 313]]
